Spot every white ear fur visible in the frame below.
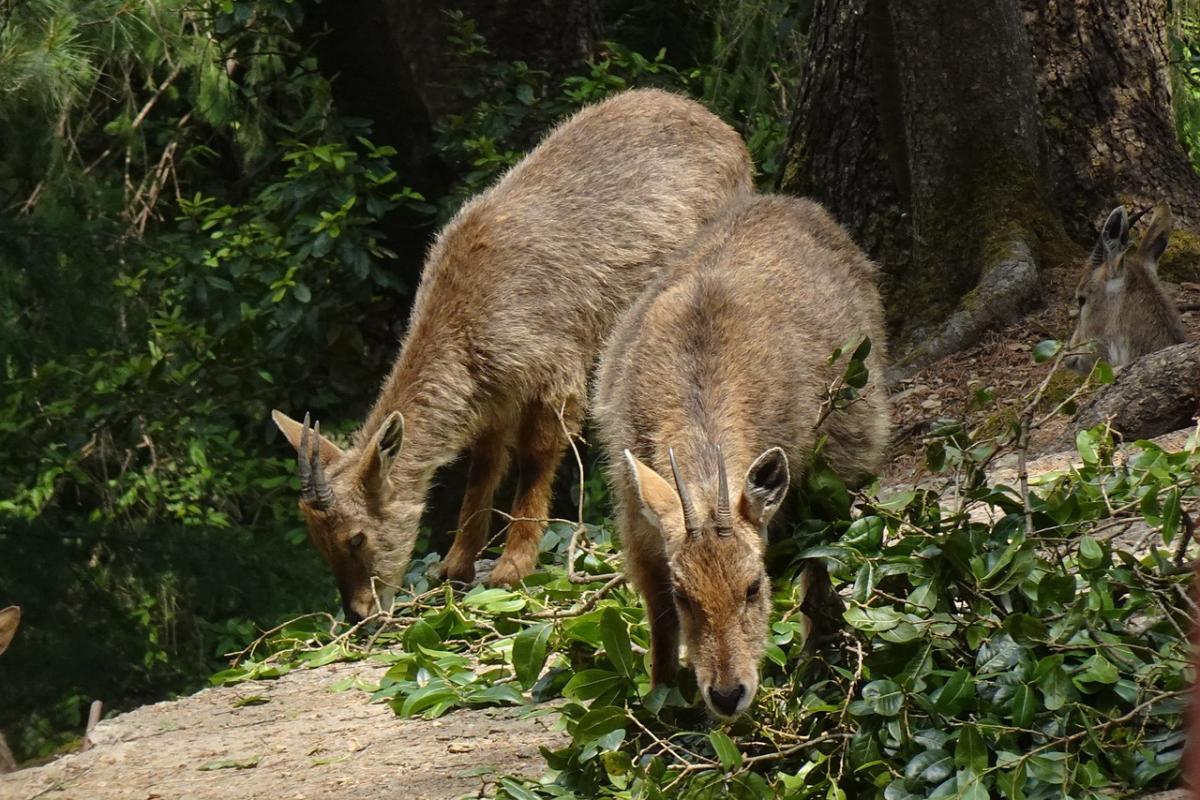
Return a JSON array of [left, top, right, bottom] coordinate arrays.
[[623, 449, 685, 544]]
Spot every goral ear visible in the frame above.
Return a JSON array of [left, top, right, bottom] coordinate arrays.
[[623, 450, 687, 547], [359, 411, 405, 496], [271, 409, 344, 464], [1136, 203, 1172, 274], [739, 447, 790, 528]]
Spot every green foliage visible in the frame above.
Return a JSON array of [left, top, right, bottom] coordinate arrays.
[[216, 353, 1196, 799], [431, 1, 808, 211], [0, 0, 423, 758], [1171, 1, 1200, 169]]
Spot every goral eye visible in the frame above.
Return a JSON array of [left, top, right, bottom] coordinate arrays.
[[745, 578, 763, 603], [1077, 296, 1086, 307], [348, 532, 366, 551]]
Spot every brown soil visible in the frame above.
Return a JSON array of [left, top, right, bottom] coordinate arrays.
[[885, 259, 1200, 483], [0, 658, 564, 800]]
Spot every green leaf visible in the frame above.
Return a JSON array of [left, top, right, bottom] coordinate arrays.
[[956, 769, 989, 800], [571, 706, 627, 744], [954, 725, 987, 773], [976, 633, 1021, 673], [844, 605, 902, 632], [843, 516, 885, 550], [403, 619, 441, 652], [1074, 654, 1119, 687], [461, 587, 526, 613], [396, 683, 459, 718], [465, 684, 525, 708], [905, 750, 954, 784], [1075, 429, 1100, 464], [1161, 487, 1181, 544], [1032, 339, 1062, 362], [1026, 752, 1067, 784], [708, 730, 742, 770], [1078, 536, 1104, 569], [1009, 684, 1036, 728], [498, 777, 542, 800], [1036, 656, 1070, 710], [562, 669, 625, 703], [934, 669, 975, 714], [999, 766, 1026, 800], [1036, 574, 1075, 608], [861, 679, 904, 716], [512, 623, 552, 690], [600, 608, 636, 679]]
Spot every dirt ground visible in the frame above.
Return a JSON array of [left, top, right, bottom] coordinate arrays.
[[0, 658, 564, 800], [884, 260, 1200, 483]]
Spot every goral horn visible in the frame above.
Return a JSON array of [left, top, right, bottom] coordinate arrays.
[[668, 448, 701, 536]]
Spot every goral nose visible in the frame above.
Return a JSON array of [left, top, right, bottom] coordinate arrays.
[[707, 683, 747, 717], [342, 602, 364, 625]]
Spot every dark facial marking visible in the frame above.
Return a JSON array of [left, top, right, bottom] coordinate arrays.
[[745, 577, 762, 604]]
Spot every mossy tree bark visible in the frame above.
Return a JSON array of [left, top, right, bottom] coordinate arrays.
[[1065, 342, 1200, 443], [1024, 0, 1200, 239], [776, 0, 909, 272], [781, 0, 1197, 375], [885, 0, 1049, 371], [780, 0, 1052, 376]]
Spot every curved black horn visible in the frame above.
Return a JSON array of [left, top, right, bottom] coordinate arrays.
[[310, 421, 336, 510], [1087, 238, 1105, 268], [298, 412, 316, 503], [715, 445, 733, 535], [668, 448, 701, 536], [297, 413, 335, 511], [1127, 206, 1152, 228]]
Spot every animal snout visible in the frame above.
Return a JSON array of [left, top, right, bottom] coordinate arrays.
[[342, 602, 365, 624], [706, 683, 747, 717], [1063, 354, 1088, 374]]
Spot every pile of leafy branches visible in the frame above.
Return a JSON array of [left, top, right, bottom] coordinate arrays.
[[215, 349, 1196, 799]]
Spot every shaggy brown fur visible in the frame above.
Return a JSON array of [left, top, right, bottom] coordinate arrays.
[[1067, 204, 1188, 373], [273, 89, 751, 618], [0, 606, 19, 773], [594, 194, 890, 718], [0, 606, 17, 657]]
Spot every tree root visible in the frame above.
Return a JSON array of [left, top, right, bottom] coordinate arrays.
[[887, 238, 1039, 383]]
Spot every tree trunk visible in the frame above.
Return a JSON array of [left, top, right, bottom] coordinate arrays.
[[777, 0, 910, 276], [780, 0, 1199, 373], [305, 0, 602, 268], [782, 0, 1051, 375], [1066, 341, 1200, 443], [1023, 0, 1200, 238], [885, 0, 1048, 370]]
